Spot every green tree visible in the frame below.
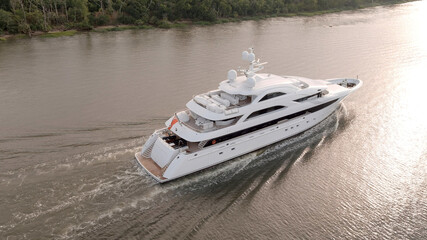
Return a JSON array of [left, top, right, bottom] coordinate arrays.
[[0, 0, 402, 36], [26, 10, 45, 31], [0, 9, 13, 32], [217, 0, 231, 17], [68, 0, 89, 22], [0, 0, 11, 11], [175, 0, 191, 19], [122, 0, 148, 23]]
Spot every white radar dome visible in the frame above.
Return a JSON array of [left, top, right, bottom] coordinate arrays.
[[242, 51, 249, 61], [248, 53, 255, 62], [246, 77, 256, 88], [227, 69, 237, 81], [177, 111, 189, 122]]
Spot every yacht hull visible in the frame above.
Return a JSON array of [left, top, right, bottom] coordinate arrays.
[[136, 99, 342, 183]]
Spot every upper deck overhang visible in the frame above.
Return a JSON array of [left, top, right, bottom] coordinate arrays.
[[219, 74, 303, 95], [186, 100, 241, 121]]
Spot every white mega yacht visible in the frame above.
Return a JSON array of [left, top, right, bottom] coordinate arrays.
[[135, 49, 362, 183]]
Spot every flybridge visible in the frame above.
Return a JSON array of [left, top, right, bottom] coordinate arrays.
[[219, 49, 305, 95], [192, 48, 297, 115], [191, 48, 268, 115], [193, 91, 248, 115]]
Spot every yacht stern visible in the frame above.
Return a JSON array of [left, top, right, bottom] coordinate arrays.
[[135, 152, 169, 183]]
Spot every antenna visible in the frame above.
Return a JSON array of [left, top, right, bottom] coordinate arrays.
[[241, 48, 267, 74], [236, 48, 269, 88]]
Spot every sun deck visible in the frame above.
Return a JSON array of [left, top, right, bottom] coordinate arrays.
[[180, 94, 251, 133], [181, 113, 241, 133], [192, 91, 252, 112]]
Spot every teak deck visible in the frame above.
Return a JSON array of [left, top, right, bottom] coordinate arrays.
[[135, 153, 167, 180]]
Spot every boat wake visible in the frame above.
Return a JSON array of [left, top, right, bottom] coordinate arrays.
[[0, 106, 352, 239]]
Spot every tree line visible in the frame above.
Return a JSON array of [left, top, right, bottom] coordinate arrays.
[[0, 0, 399, 35]]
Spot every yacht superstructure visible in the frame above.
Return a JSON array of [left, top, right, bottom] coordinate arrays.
[[135, 49, 362, 183]]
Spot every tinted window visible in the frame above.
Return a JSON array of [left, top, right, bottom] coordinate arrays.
[[246, 106, 285, 120], [260, 92, 286, 101], [294, 93, 321, 102]]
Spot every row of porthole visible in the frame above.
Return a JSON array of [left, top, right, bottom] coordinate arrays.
[[194, 146, 236, 157], [219, 147, 236, 155], [280, 117, 317, 132]]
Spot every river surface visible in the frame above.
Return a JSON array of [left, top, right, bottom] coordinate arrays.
[[1, 1, 426, 239]]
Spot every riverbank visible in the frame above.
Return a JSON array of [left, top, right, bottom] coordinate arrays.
[[0, 0, 415, 41]]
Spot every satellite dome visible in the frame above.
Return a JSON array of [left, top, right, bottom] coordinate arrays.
[[246, 77, 256, 88], [177, 111, 189, 122], [227, 69, 237, 81], [248, 53, 255, 62], [242, 51, 249, 61]]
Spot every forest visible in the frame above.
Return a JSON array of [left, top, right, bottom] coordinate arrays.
[[0, 0, 403, 35]]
